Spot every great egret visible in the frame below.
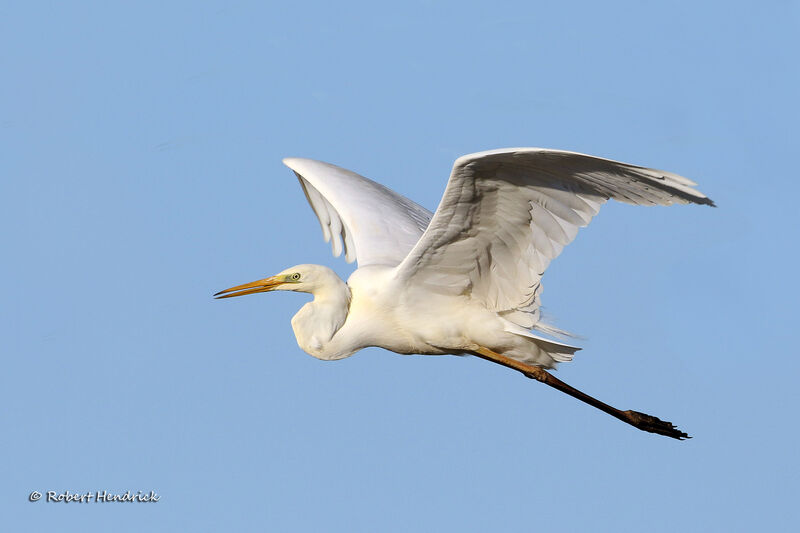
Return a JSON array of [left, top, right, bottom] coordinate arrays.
[[216, 148, 713, 439]]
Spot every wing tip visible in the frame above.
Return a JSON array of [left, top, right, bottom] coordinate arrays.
[[672, 187, 716, 208], [282, 157, 305, 170]]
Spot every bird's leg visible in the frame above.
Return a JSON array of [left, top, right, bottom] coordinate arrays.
[[472, 346, 690, 440]]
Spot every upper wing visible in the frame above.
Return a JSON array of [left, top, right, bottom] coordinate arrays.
[[283, 157, 432, 267], [394, 148, 714, 330]]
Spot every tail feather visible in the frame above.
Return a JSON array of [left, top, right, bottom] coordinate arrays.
[[532, 321, 582, 340], [501, 319, 582, 368]]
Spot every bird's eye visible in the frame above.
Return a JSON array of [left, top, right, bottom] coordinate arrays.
[[290, 273, 301, 281]]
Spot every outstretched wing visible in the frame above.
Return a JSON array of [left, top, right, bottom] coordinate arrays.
[[395, 148, 714, 330], [283, 158, 432, 267]]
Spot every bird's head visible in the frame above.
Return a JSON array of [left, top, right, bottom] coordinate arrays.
[[214, 264, 340, 299]]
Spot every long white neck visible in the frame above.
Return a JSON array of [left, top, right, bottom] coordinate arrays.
[[290, 274, 351, 360]]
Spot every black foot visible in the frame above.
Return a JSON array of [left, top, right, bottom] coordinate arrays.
[[624, 410, 691, 440]]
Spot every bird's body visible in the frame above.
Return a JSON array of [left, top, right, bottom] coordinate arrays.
[[288, 264, 575, 367], [216, 148, 713, 439]]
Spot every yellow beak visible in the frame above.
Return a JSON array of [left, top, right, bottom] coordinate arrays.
[[214, 276, 286, 299]]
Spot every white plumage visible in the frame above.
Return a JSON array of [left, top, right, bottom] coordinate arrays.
[[216, 148, 713, 439]]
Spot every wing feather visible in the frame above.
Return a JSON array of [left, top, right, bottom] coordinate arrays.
[[284, 158, 432, 267], [394, 148, 713, 331]]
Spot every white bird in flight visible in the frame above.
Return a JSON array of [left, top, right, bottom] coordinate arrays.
[[216, 148, 713, 439]]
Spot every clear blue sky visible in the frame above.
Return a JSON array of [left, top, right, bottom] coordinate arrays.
[[2, 1, 798, 531]]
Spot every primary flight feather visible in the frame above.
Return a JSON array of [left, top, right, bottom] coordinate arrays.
[[216, 148, 713, 439]]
